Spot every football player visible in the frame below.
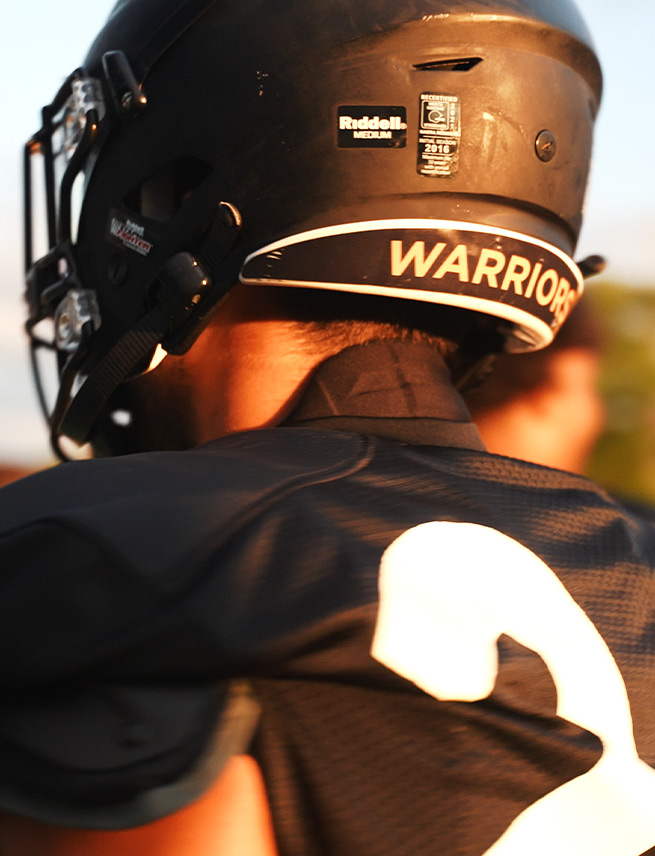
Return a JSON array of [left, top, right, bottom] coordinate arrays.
[[3, 1, 655, 854]]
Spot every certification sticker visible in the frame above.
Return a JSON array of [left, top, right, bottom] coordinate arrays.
[[418, 93, 461, 177]]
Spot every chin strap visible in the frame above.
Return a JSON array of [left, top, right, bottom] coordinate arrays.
[[54, 252, 211, 455], [52, 202, 242, 458], [577, 254, 606, 278]]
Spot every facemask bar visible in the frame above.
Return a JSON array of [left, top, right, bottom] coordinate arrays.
[[24, 68, 105, 455], [24, 69, 104, 272]]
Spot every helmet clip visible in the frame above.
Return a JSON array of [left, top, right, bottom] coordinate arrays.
[[101, 51, 147, 118]]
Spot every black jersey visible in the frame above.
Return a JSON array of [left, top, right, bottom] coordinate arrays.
[[1, 342, 655, 856]]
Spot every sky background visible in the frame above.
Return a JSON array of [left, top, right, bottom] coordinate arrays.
[[1, 0, 654, 465]]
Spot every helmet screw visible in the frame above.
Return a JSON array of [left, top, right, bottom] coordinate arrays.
[[56, 311, 73, 344], [108, 255, 129, 286], [121, 91, 133, 113], [535, 130, 557, 162]]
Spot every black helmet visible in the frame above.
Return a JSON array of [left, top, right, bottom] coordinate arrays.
[[24, 0, 603, 455]]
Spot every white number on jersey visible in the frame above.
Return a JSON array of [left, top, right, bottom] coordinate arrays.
[[371, 522, 655, 855]]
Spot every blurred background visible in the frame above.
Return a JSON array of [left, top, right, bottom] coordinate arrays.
[[1, 0, 654, 502]]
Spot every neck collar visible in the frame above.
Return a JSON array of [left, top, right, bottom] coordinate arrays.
[[286, 341, 485, 450]]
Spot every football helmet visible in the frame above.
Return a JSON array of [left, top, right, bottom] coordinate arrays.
[[24, 0, 603, 455]]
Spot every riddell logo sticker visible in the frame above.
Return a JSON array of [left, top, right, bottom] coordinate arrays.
[[107, 209, 156, 257], [338, 106, 407, 148]]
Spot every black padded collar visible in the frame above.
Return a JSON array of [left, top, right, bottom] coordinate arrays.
[[286, 341, 485, 450]]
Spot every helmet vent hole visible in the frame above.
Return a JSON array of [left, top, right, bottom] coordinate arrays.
[[123, 157, 212, 223], [414, 57, 482, 72]]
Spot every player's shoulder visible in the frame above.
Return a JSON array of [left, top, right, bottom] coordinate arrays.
[[0, 428, 373, 564], [199, 425, 373, 482]]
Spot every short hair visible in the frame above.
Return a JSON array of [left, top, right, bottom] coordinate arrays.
[[258, 285, 505, 384]]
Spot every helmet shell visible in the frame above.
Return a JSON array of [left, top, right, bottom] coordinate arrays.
[[25, 0, 602, 450], [76, 0, 601, 357]]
